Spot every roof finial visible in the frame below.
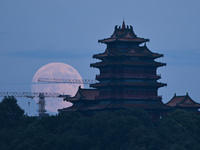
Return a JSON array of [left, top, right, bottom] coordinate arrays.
[[122, 18, 126, 30]]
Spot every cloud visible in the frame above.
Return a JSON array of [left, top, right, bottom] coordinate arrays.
[[7, 49, 93, 59]]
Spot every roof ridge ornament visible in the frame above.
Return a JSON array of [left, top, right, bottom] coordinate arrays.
[[122, 19, 126, 30], [98, 23, 149, 43]]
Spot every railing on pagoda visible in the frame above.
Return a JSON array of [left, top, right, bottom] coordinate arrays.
[[96, 94, 162, 100], [96, 73, 161, 80]]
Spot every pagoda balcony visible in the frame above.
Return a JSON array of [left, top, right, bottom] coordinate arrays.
[[91, 82, 167, 88], [96, 95, 162, 100], [96, 74, 161, 80], [90, 61, 166, 68]]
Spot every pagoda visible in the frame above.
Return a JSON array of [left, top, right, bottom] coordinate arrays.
[[60, 21, 168, 117], [90, 21, 167, 110]]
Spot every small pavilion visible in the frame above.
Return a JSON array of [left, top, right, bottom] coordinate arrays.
[[166, 93, 200, 112]]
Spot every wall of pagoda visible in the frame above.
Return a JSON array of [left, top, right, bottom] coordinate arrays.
[[96, 88, 161, 100], [96, 67, 160, 80]]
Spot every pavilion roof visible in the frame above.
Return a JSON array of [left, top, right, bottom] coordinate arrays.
[[65, 86, 99, 102], [59, 98, 168, 112], [166, 93, 200, 108], [98, 21, 149, 44], [58, 104, 82, 112]]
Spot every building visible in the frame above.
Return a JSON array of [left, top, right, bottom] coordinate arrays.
[[90, 21, 166, 107], [58, 86, 99, 112], [166, 93, 200, 112], [60, 21, 168, 117]]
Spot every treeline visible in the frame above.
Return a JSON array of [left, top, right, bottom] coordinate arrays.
[[0, 96, 200, 150]]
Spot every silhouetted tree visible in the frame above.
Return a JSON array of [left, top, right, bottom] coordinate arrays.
[[0, 108, 200, 150], [0, 96, 24, 128]]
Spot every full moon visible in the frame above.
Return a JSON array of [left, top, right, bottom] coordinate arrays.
[[32, 62, 83, 113]]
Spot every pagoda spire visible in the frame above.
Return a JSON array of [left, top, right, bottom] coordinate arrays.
[[122, 19, 126, 30]]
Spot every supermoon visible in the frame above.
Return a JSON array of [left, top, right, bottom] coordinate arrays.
[[31, 62, 83, 113]]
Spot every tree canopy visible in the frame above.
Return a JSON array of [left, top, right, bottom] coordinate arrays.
[[0, 97, 200, 150], [0, 96, 24, 128]]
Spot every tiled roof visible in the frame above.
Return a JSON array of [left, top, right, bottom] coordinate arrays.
[[98, 21, 149, 44], [90, 61, 166, 68], [99, 38, 149, 43], [65, 86, 99, 102], [166, 93, 200, 108], [58, 104, 82, 112], [59, 99, 168, 112]]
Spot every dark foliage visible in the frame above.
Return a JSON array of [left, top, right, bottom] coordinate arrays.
[[0, 96, 25, 128], [0, 98, 200, 150]]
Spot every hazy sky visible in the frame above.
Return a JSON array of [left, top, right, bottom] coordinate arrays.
[[0, 0, 200, 115]]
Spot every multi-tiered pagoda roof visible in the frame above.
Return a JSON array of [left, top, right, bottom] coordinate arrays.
[[90, 21, 166, 105], [61, 21, 168, 116], [58, 21, 200, 117]]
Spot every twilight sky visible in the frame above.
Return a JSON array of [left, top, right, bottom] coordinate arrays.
[[0, 0, 200, 115]]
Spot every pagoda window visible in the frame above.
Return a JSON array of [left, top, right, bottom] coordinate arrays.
[[100, 90, 108, 95], [116, 45, 129, 49], [118, 89, 124, 95], [125, 89, 138, 96], [125, 79, 143, 82], [101, 80, 110, 83], [75, 103, 83, 106], [111, 69, 116, 74], [116, 49, 125, 52], [141, 57, 154, 62], [131, 90, 137, 96], [100, 68, 111, 74], [111, 89, 117, 95], [143, 69, 156, 75], [141, 90, 145, 96], [153, 90, 157, 96], [124, 100, 144, 104], [119, 68, 124, 74], [108, 44, 129, 49], [100, 101, 110, 104], [130, 57, 140, 61]]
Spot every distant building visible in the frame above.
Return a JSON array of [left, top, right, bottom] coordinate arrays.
[[59, 21, 199, 116], [90, 21, 167, 108], [59, 21, 167, 116], [59, 86, 99, 112], [166, 93, 200, 112]]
